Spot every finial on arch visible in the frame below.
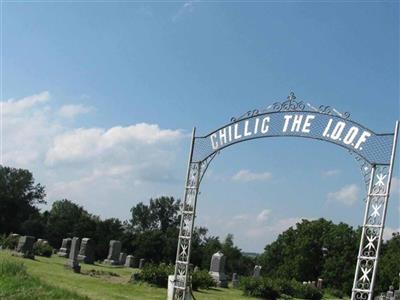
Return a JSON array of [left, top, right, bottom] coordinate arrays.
[[287, 92, 296, 101]]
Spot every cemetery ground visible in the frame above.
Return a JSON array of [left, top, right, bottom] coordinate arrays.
[[0, 250, 348, 300], [0, 250, 253, 300]]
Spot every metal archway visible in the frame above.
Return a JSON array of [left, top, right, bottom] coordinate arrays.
[[171, 93, 399, 300]]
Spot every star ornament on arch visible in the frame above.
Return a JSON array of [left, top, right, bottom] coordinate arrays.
[[360, 267, 372, 283], [376, 174, 387, 186]]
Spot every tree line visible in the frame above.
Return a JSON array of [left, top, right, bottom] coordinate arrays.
[[0, 165, 398, 295]]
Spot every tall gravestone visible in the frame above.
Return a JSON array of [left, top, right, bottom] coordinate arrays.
[[232, 273, 239, 288], [119, 252, 127, 265], [15, 236, 35, 259], [209, 251, 228, 287], [77, 238, 95, 264], [124, 255, 136, 268], [317, 278, 323, 289], [253, 265, 262, 278], [66, 237, 81, 273], [103, 240, 121, 265], [138, 258, 145, 269], [58, 238, 72, 258]]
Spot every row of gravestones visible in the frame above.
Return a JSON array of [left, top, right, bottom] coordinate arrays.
[[374, 284, 400, 300], [208, 251, 324, 289], [208, 251, 265, 288], [8, 235, 50, 259], [58, 238, 146, 270]]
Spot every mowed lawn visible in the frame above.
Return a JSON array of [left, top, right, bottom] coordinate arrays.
[[0, 251, 257, 300]]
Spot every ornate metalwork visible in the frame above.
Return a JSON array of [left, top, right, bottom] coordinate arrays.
[[230, 92, 350, 123], [352, 123, 398, 300], [349, 150, 373, 192], [173, 96, 398, 300]]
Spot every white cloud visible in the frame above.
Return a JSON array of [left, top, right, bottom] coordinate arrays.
[[323, 169, 341, 177], [327, 184, 360, 206], [172, 0, 198, 22], [58, 104, 93, 119], [256, 209, 271, 223], [2, 91, 186, 218], [2, 91, 50, 115], [232, 170, 272, 182], [246, 217, 303, 239], [45, 123, 183, 165], [383, 227, 400, 241]]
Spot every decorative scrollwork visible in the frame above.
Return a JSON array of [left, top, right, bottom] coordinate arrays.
[[230, 92, 351, 123], [231, 109, 259, 123], [348, 151, 372, 194]]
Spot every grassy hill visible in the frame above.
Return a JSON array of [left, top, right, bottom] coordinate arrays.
[[0, 251, 256, 300]]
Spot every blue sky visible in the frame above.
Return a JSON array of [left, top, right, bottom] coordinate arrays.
[[2, 1, 399, 252]]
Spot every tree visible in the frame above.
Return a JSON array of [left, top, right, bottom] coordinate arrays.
[[375, 233, 400, 293], [128, 197, 181, 263], [259, 218, 359, 294], [0, 166, 46, 234]]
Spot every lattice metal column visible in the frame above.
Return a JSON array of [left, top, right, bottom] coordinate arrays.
[[172, 128, 201, 300], [351, 121, 398, 300]]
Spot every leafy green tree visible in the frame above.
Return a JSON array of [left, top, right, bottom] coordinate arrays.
[[375, 233, 400, 293], [259, 218, 359, 294], [0, 166, 46, 234], [321, 224, 360, 294], [46, 199, 88, 247]]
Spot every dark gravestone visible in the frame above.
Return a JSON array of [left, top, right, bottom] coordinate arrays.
[[103, 240, 121, 265], [65, 237, 81, 273], [15, 236, 35, 259], [209, 251, 227, 287], [77, 238, 95, 264], [124, 255, 137, 268], [58, 238, 72, 258], [119, 252, 127, 265], [138, 258, 145, 269]]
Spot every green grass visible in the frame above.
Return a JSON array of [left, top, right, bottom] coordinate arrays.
[[0, 257, 88, 299], [0, 251, 256, 300], [0, 251, 350, 300]]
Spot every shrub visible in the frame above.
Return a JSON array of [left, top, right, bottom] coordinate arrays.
[[136, 263, 174, 288], [325, 288, 344, 299], [291, 282, 323, 300], [274, 278, 296, 296], [240, 277, 280, 300], [33, 242, 53, 257], [192, 270, 215, 291], [0, 234, 20, 250]]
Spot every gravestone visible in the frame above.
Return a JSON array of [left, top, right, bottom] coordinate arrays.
[[103, 240, 121, 265], [209, 251, 228, 287], [119, 252, 127, 265], [15, 236, 35, 259], [77, 238, 95, 264], [253, 265, 262, 278], [65, 237, 81, 273], [138, 258, 145, 269], [193, 266, 199, 273], [232, 273, 239, 288], [317, 278, 323, 289], [387, 286, 395, 299], [394, 290, 400, 300], [58, 238, 72, 258], [125, 255, 136, 268], [36, 238, 48, 245]]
